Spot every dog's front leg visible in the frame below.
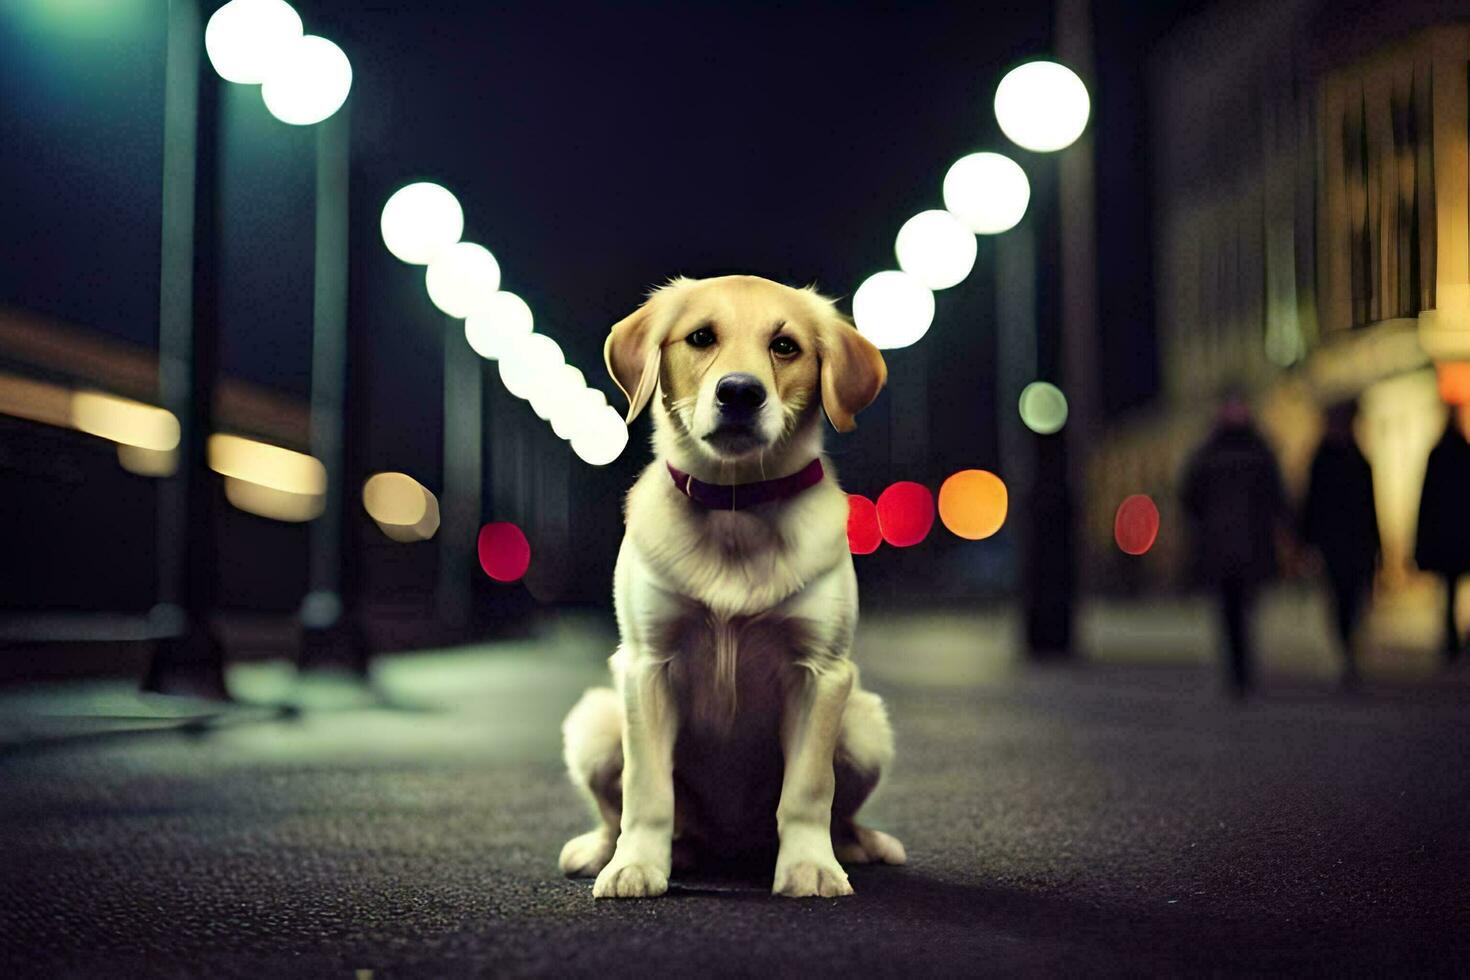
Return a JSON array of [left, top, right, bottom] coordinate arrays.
[[773, 659, 855, 898], [593, 653, 676, 899]]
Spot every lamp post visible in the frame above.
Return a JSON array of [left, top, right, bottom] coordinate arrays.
[[145, 0, 228, 698]]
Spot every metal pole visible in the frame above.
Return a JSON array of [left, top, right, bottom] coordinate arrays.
[[437, 316, 481, 635], [145, 0, 227, 698], [298, 104, 365, 674]]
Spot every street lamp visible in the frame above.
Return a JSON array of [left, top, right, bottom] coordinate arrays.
[[852, 270, 935, 350], [943, 152, 1030, 235], [994, 60, 1090, 153], [261, 34, 352, 126]]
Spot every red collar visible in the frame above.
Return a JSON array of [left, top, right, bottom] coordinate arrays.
[[667, 458, 825, 510]]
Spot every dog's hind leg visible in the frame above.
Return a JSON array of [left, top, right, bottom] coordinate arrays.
[[558, 687, 623, 877], [831, 687, 906, 866]]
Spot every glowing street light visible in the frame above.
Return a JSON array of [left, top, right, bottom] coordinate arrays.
[[571, 404, 630, 466], [204, 0, 302, 85], [994, 61, 1090, 153], [852, 270, 935, 350], [464, 291, 535, 359], [380, 182, 464, 265], [530, 364, 586, 421], [425, 242, 501, 318], [497, 332, 564, 401], [943, 152, 1030, 235], [551, 386, 608, 441], [895, 209, 978, 290], [261, 34, 353, 125]]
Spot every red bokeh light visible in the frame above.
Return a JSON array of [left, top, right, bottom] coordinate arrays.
[[876, 481, 935, 548], [1114, 495, 1160, 556], [847, 494, 882, 555], [477, 521, 531, 582]]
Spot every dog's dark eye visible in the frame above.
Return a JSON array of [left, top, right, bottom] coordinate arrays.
[[770, 336, 801, 358], [685, 326, 716, 349]]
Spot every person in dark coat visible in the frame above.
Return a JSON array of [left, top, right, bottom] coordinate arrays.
[[1181, 395, 1289, 697], [1414, 406, 1470, 664], [1301, 401, 1379, 687]]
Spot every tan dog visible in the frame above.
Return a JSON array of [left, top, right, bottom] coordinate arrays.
[[559, 275, 904, 898]]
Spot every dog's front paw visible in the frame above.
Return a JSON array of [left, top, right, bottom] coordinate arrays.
[[773, 854, 853, 898], [592, 854, 669, 899], [559, 829, 615, 878]]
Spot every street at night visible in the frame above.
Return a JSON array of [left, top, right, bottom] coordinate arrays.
[[4, 610, 1468, 976]]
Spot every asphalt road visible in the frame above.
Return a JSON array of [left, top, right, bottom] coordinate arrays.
[[2, 612, 1468, 977]]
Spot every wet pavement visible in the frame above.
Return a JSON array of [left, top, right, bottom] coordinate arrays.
[[2, 611, 1468, 976]]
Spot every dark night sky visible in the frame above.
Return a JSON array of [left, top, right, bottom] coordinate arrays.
[[0, 0, 1201, 608]]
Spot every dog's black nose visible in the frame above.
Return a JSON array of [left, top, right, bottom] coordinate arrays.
[[715, 373, 767, 416]]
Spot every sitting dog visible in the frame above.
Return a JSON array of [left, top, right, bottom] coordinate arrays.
[[559, 274, 905, 898]]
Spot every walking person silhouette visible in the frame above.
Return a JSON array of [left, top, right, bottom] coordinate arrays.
[[1415, 405, 1470, 666], [1182, 393, 1289, 698], [1301, 401, 1379, 689]]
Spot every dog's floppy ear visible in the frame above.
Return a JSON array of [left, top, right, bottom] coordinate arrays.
[[817, 313, 887, 433], [604, 300, 666, 424]]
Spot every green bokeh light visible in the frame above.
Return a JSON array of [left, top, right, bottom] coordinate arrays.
[[1019, 381, 1068, 435]]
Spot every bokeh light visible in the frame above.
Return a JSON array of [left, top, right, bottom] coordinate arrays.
[[571, 404, 630, 466], [846, 494, 882, 555], [1018, 381, 1069, 434], [464, 291, 534, 359], [260, 34, 352, 126], [477, 522, 531, 582], [362, 472, 427, 526], [894, 210, 978, 290], [223, 477, 324, 523], [498, 333, 565, 401], [876, 481, 935, 548], [852, 270, 935, 350], [380, 182, 463, 266], [994, 60, 1091, 153], [70, 391, 180, 452], [207, 434, 326, 496], [530, 364, 586, 421], [943, 152, 1030, 235], [204, 0, 302, 85], [425, 242, 501, 318], [551, 386, 608, 441], [1114, 494, 1161, 556], [938, 469, 1008, 540], [1437, 361, 1470, 405]]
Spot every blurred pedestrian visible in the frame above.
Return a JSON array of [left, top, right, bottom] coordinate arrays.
[[1182, 393, 1289, 697], [1414, 405, 1470, 665], [1301, 401, 1379, 688]]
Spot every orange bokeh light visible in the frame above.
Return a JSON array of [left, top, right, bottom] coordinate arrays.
[[1114, 494, 1160, 556], [937, 469, 1008, 540], [1437, 362, 1470, 405]]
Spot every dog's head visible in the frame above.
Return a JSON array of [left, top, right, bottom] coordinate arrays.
[[604, 275, 886, 466]]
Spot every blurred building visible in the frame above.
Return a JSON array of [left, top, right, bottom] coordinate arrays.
[[1088, 0, 1470, 596]]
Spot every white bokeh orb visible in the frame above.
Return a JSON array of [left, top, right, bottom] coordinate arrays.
[[463, 291, 534, 359], [551, 386, 608, 441], [530, 364, 586, 421], [260, 34, 352, 126], [425, 242, 501, 318], [204, 0, 302, 85], [851, 270, 935, 350], [380, 182, 463, 265], [942, 152, 1030, 235], [571, 404, 630, 466], [994, 61, 1090, 153], [497, 333, 564, 401], [894, 210, 978, 290]]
